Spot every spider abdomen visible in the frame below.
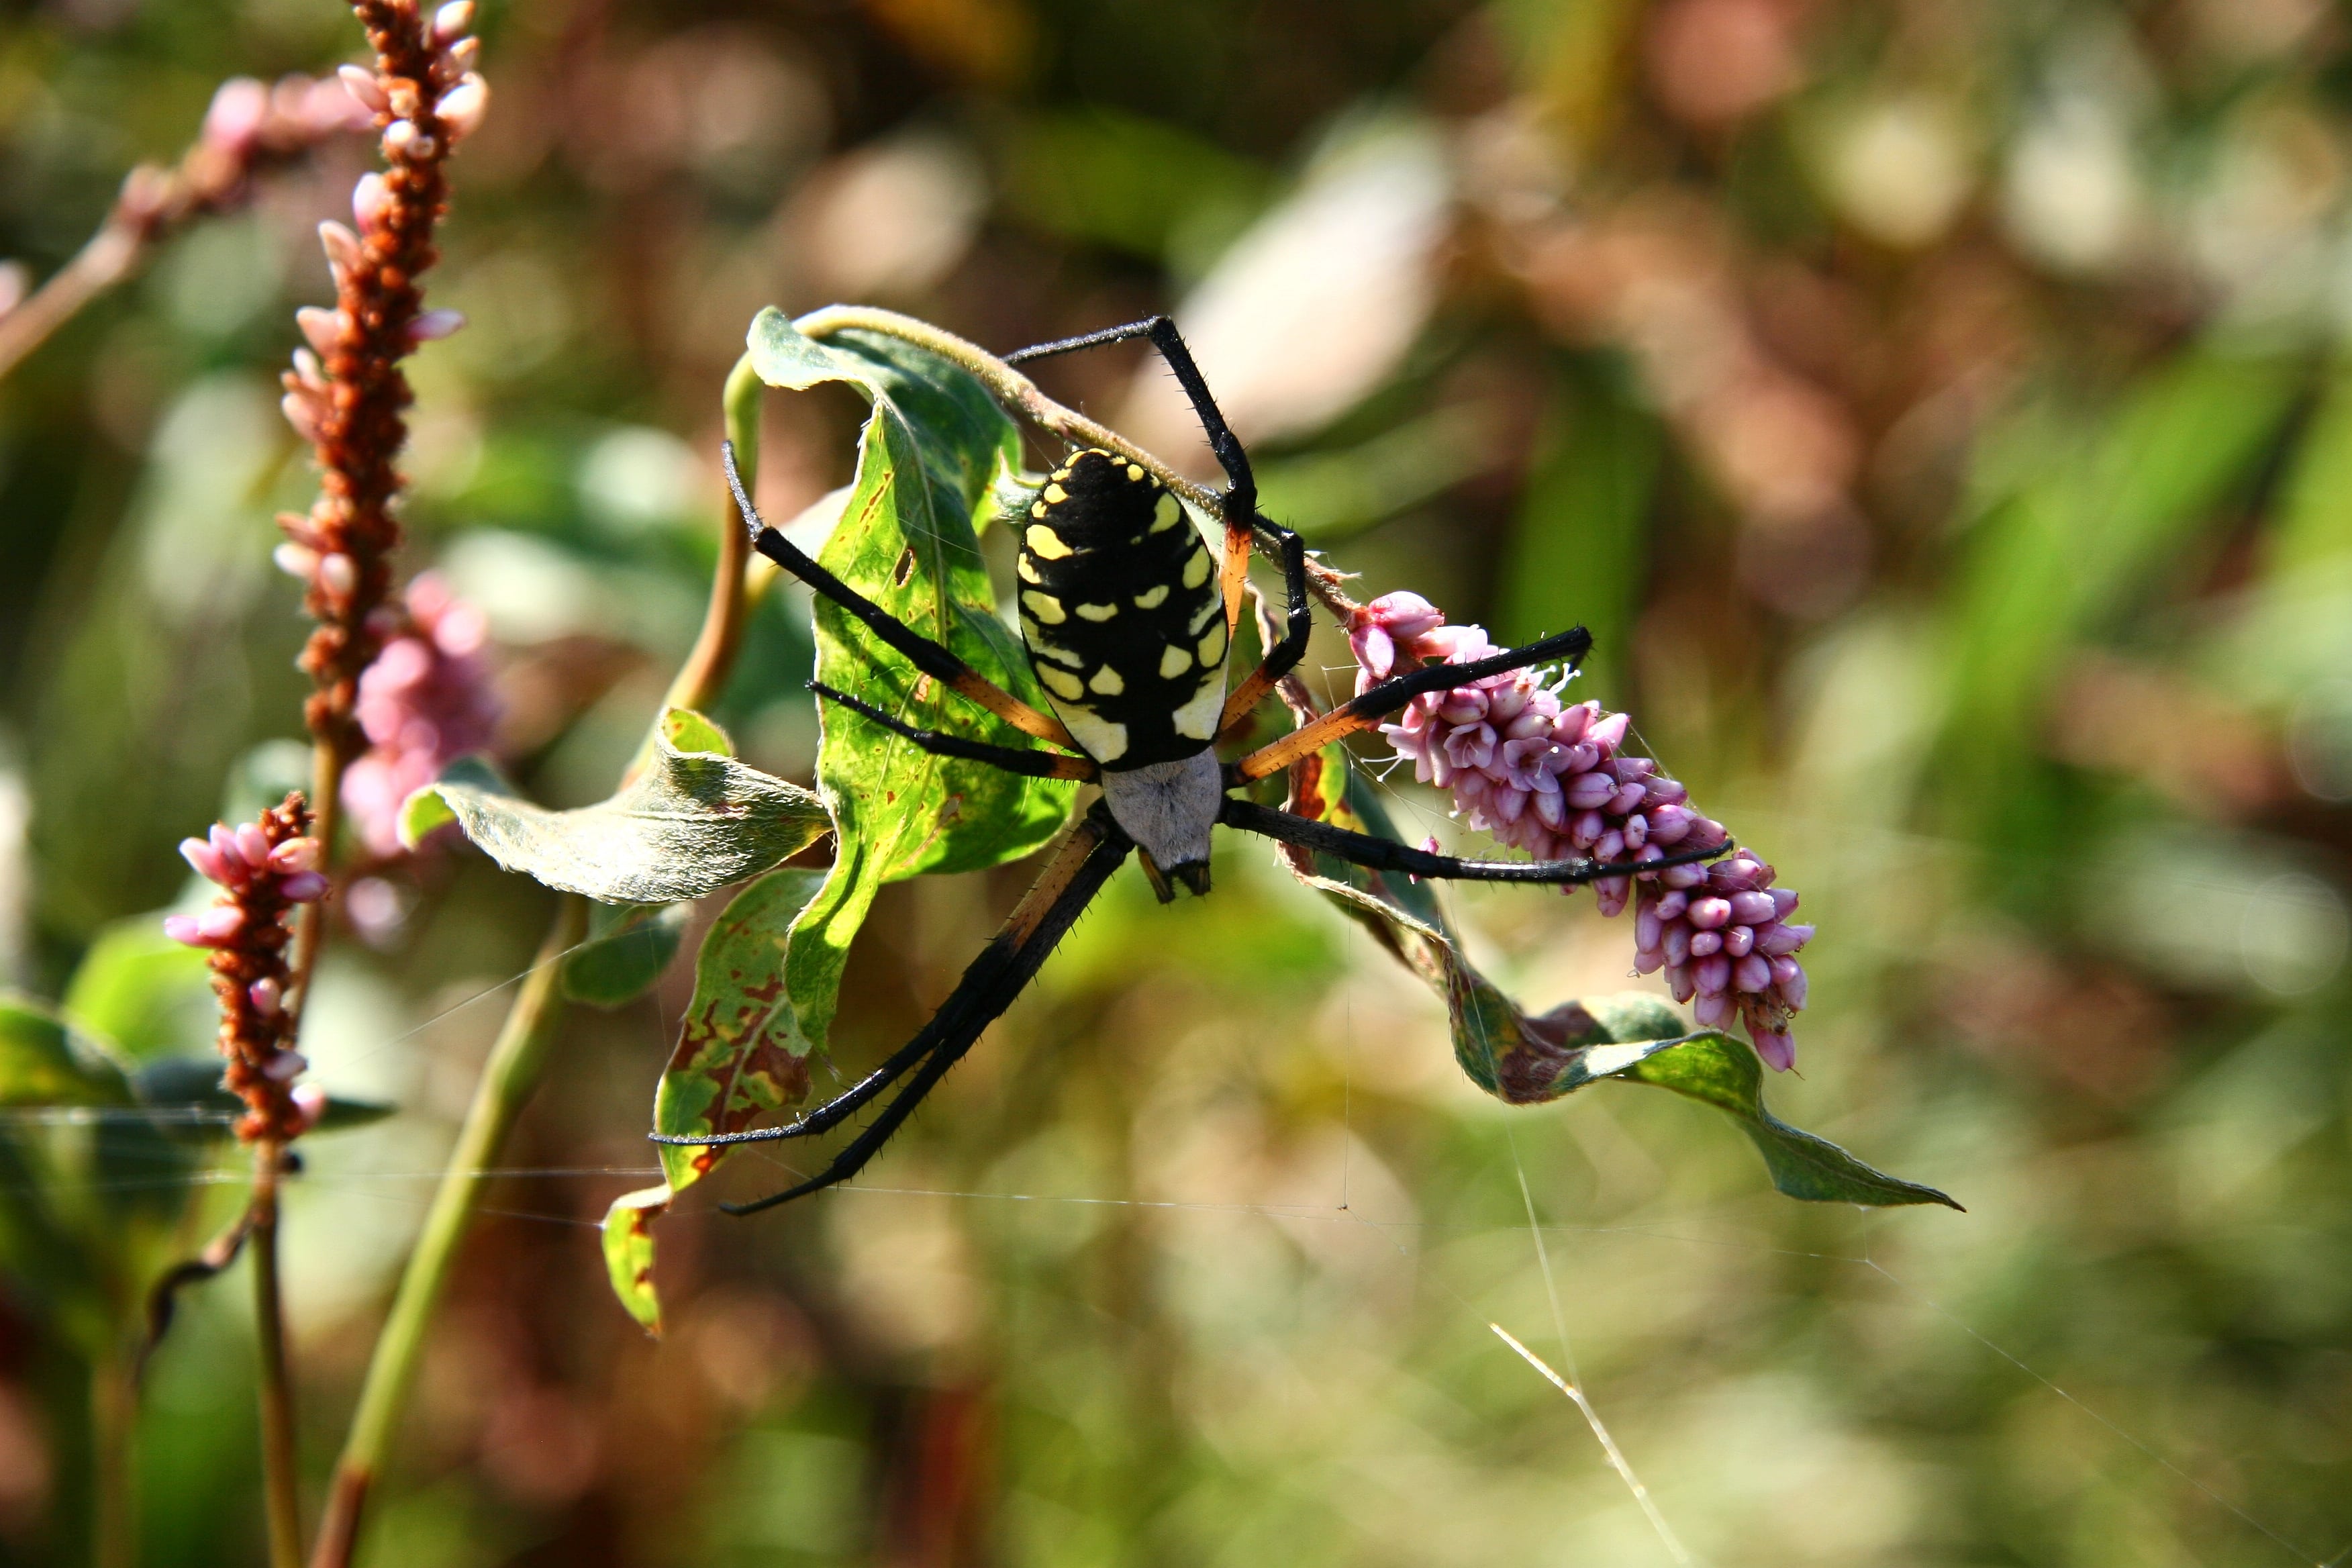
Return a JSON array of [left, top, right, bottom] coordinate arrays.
[[1016, 448, 1228, 769]]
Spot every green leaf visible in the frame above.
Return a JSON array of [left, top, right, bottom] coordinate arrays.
[[562, 902, 691, 1008], [1602, 1032, 1959, 1208], [60, 916, 216, 1062], [399, 707, 830, 903], [600, 1185, 669, 1336], [1275, 749, 1954, 1209], [0, 993, 134, 1107], [128, 1058, 394, 1136]]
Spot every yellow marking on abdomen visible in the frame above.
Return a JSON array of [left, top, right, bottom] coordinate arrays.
[[1158, 645, 1192, 679], [1171, 681, 1225, 740], [1021, 591, 1067, 624], [1076, 602, 1118, 621], [1181, 550, 1211, 588], [1133, 584, 1169, 609], [1024, 525, 1073, 559], [1197, 621, 1226, 665], [1017, 556, 1042, 584], [1151, 494, 1182, 532], [1037, 666, 1084, 700], [1043, 483, 1068, 503], [1089, 666, 1124, 695]]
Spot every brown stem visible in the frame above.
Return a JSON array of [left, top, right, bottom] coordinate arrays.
[[251, 1140, 302, 1568], [0, 220, 143, 383], [89, 1338, 137, 1568]]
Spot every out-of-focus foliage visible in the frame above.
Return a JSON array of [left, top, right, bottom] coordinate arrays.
[[2, 0, 2351, 1563]]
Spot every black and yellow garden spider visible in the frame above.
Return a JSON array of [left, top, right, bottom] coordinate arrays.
[[652, 318, 1725, 1214]]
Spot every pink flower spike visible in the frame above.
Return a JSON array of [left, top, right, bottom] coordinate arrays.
[[337, 63, 389, 115], [234, 822, 271, 868], [181, 837, 232, 885], [278, 871, 330, 903], [409, 308, 466, 343], [1733, 953, 1772, 993], [197, 906, 247, 942], [1753, 1030, 1796, 1072], [162, 914, 207, 948], [1587, 711, 1629, 750]]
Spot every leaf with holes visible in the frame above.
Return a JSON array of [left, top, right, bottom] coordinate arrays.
[[398, 708, 830, 904], [1276, 745, 1955, 1210]]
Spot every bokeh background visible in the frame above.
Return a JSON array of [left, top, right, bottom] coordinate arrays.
[[6, 0, 2352, 1562]]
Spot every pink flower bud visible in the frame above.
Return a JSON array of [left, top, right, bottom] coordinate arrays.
[[1722, 925, 1753, 957], [443, 37, 481, 77], [338, 64, 389, 115], [1694, 991, 1734, 1028], [1687, 896, 1732, 930], [1770, 887, 1799, 919], [1754, 922, 1812, 956], [1643, 777, 1687, 806], [1551, 703, 1592, 745], [1695, 955, 1731, 995], [1565, 772, 1616, 810], [1587, 712, 1629, 751], [181, 836, 232, 885], [1689, 929, 1722, 958], [1752, 1029, 1795, 1072], [1661, 862, 1707, 890], [435, 75, 489, 141], [318, 552, 358, 596], [1734, 953, 1771, 993], [1663, 922, 1692, 966], [295, 306, 342, 357], [1608, 782, 1647, 816], [1655, 891, 1688, 920], [277, 871, 330, 903], [197, 906, 246, 942], [291, 1083, 328, 1133], [274, 542, 320, 579], [1593, 828, 1624, 863], [408, 308, 466, 342], [162, 914, 206, 947], [281, 389, 324, 443], [383, 118, 420, 157], [234, 822, 271, 868], [1728, 891, 1777, 926], [201, 77, 271, 156], [1633, 947, 1664, 975], [317, 219, 361, 276], [1635, 903, 1663, 950], [352, 172, 391, 234], [433, 0, 475, 42], [249, 977, 283, 1016], [1594, 875, 1630, 917], [262, 1050, 307, 1082], [1666, 964, 1696, 1003], [1769, 958, 1806, 1008], [268, 838, 321, 873]]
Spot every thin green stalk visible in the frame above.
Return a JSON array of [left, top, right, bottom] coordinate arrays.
[[89, 1340, 135, 1568], [252, 1141, 301, 1568], [307, 895, 585, 1568], [308, 360, 767, 1568]]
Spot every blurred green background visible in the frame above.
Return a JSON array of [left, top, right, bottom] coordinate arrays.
[[6, 0, 2352, 1562]]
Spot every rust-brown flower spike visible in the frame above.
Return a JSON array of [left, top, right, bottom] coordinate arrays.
[[278, 0, 486, 764], [166, 795, 330, 1142]]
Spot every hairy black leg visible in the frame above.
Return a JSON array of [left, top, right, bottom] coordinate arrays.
[[722, 442, 1077, 750], [652, 811, 1134, 1214], [1004, 316, 1255, 516], [1220, 797, 1730, 885], [809, 682, 1099, 781], [1234, 626, 1594, 783]]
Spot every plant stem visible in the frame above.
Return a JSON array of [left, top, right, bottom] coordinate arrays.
[[0, 221, 142, 383], [310, 364, 765, 1566], [251, 1140, 302, 1568], [89, 1339, 136, 1568], [308, 894, 585, 1568], [791, 305, 1360, 619]]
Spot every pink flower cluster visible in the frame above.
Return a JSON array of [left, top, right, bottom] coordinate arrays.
[[166, 797, 331, 1141], [195, 74, 375, 170], [340, 573, 500, 858], [168, 826, 329, 950], [1347, 591, 1812, 1070]]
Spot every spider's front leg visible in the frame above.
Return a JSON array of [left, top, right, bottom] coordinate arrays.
[[651, 807, 1133, 1214], [722, 442, 1081, 753], [1232, 625, 1595, 783]]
